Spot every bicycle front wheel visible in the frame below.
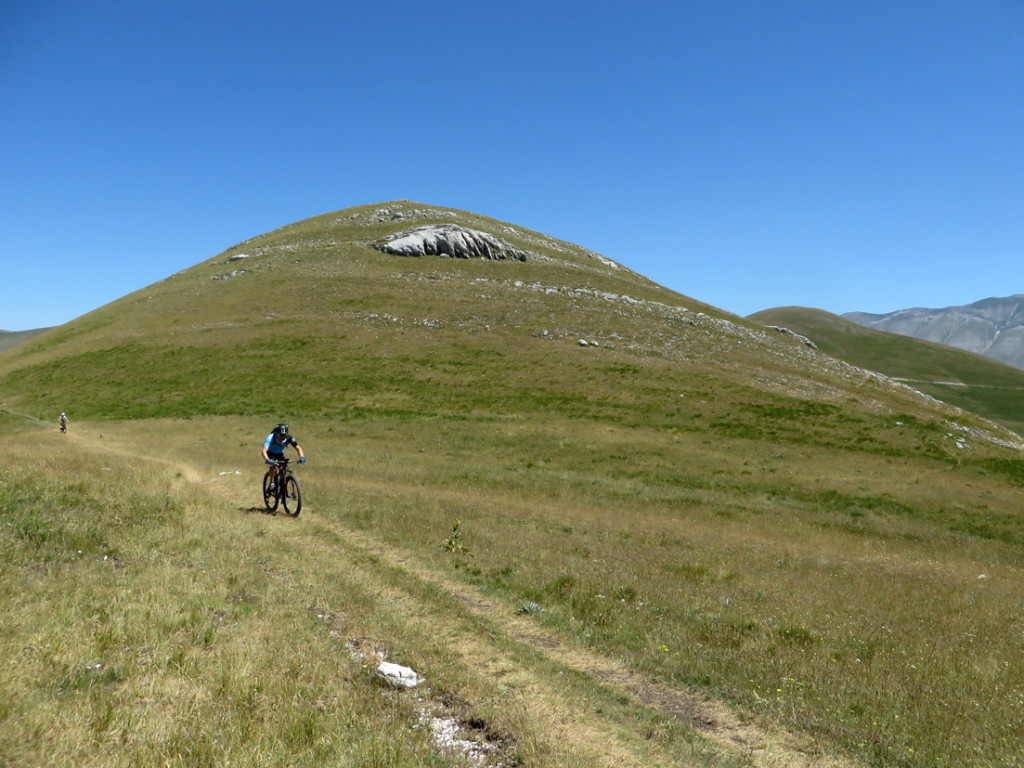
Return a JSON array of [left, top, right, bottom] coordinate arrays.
[[263, 471, 279, 511], [282, 475, 302, 517]]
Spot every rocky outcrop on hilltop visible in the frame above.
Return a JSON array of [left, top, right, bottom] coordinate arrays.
[[357, 203, 458, 224], [845, 294, 1024, 370], [375, 225, 534, 262], [351, 202, 627, 273]]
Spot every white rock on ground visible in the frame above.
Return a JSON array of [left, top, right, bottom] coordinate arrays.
[[375, 662, 419, 688]]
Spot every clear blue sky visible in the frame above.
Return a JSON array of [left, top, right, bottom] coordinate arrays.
[[3, 1, 1022, 330]]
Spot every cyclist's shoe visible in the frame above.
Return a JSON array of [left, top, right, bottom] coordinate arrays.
[[268, 483, 276, 493]]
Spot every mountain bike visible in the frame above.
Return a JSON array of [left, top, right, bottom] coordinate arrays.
[[263, 458, 302, 516]]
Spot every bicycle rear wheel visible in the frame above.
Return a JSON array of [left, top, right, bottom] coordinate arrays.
[[282, 474, 302, 517], [263, 471, 279, 511]]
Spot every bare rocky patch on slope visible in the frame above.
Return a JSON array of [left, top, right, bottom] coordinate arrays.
[[375, 224, 536, 262]]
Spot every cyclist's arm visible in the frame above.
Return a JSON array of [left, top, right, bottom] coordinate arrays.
[[294, 442, 305, 459]]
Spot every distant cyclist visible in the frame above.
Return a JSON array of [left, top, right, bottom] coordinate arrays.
[[262, 423, 305, 489], [59, 412, 68, 433]]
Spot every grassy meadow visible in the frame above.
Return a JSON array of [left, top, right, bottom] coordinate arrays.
[[286, 413, 1024, 767], [3, 202, 1024, 767], [0, 430, 460, 767]]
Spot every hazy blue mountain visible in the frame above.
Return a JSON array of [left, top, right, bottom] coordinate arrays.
[[844, 294, 1024, 370]]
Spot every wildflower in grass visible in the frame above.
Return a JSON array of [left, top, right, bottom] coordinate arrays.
[[441, 518, 473, 556]]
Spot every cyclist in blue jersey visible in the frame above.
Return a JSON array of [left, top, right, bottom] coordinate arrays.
[[262, 423, 305, 490]]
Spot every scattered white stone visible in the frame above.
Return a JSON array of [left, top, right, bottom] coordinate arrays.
[[590, 252, 620, 269], [362, 204, 458, 223], [765, 325, 818, 350], [425, 714, 502, 766], [375, 662, 419, 688]]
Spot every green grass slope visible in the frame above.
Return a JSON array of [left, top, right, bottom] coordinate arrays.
[[749, 306, 1024, 436], [4, 202, 1024, 767], [0, 201, 732, 422], [0, 201, 1008, 452]]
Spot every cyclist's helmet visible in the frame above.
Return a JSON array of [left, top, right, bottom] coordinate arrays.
[[275, 423, 289, 437]]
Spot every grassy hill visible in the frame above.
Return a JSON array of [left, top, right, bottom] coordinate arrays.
[[3, 202, 1024, 767], [748, 306, 1024, 436]]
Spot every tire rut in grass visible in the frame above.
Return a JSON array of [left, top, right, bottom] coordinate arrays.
[[288, 518, 666, 767], [294, 515, 865, 768]]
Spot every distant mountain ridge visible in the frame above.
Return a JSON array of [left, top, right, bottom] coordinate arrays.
[[844, 294, 1024, 370], [0, 327, 50, 353]]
